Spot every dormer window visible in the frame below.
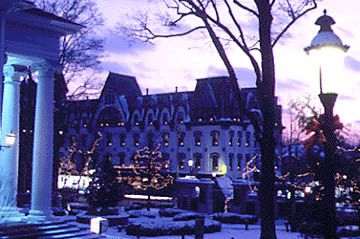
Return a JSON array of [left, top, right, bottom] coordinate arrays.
[[134, 115, 140, 126], [162, 113, 169, 125], [176, 112, 184, 124], [147, 114, 154, 126], [104, 94, 115, 105]]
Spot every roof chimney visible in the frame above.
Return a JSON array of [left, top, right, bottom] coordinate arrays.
[[146, 88, 149, 95], [175, 86, 178, 93]]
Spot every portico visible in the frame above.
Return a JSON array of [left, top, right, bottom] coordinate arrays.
[[0, 1, 80, 222]]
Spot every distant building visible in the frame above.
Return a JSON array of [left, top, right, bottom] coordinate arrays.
[[61, 72, 282, 181]]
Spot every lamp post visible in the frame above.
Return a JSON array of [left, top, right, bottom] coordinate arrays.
[[188, 159, 193, 176], [305, 10, 349, 239]]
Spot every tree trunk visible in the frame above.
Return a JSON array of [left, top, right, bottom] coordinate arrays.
[[256, 1, 277, 238]]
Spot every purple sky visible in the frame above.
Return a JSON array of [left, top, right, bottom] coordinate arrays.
[[92, 0, 360, 129]]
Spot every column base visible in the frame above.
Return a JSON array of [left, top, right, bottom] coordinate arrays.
[[26, 209, 53, 222], [0, 207, 24, 223]]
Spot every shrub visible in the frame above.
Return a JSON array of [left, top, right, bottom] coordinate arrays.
[[159, 208, 186, 217], [125, 218, 221, 236], [173, 212, 205, 221], [126, 209, 158, 218], [211, 212, 258, 224]]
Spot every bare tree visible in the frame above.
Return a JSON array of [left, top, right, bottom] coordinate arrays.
[[121, 1, 318, 238], [33, 0, 104, 99]]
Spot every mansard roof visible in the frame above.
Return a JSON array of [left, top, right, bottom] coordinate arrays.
[[66, 99, 98, 115], [100, 72, 142, 98]]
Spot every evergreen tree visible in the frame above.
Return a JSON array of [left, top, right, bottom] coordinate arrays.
[[86, 157, 123, 215]]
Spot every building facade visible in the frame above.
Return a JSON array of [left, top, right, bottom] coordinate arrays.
[[62, 72, 282, 180]]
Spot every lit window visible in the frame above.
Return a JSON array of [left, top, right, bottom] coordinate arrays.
[[194, 153, 202, 169], [245, 132, 251, 147], [211, 131, 220, 146], [177, 131, 185, 147], [163, 132, 170, 147], [176, 112, 184, 124], [178, 153, 186, 169], [119, 153, 126, 166], [119, 133, 126, 146], [133, 133, 140, 147], [211, 153, 219, 170], [194, 131, 202, 146], [106, 133, 112, 147], [237, 154, 243, 171], [162, 114, 168, 125], [147, 114, 154, 126], [229, 130, 234, 146], [237, 131, 242, 147], [162, 153, 170, 169]]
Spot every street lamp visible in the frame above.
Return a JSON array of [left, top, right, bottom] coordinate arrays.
[[305, 10, 349, 239], [0, 132, 15, 150], [188, 159, 193, 176]]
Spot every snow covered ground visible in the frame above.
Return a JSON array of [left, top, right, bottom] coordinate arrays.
[[103, 220, 304, 239]]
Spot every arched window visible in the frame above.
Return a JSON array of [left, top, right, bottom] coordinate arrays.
[[229, 153, 234, 171], [211, 131, 220, 146], [177, 153, 186, 169], [229, 130, 234, 146], [211, 153, 220, 170], [162, 132, 170, 147], [133, 114, 140, 126], [162, 113, 169, 125], [147, 133, 154, 148], [237, 154, 243, 171], [96, 107, 123, 128], [176, 111, 185, 124], [245, 132, 251, 147], [119, 133, 126, 146], [119, 153, 126, 166], [177, 131, 185, 147], [237, 131, 243, 147], [194, 131, 202, 146], [162, 153, 170, 169], [193, 153, 202, 169], [133, 133, 140, 147], [147, 113, 154, 126]]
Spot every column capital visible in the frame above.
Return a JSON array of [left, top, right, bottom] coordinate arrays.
[[31, 60, 61, 75], [3, 64, 28, 83]]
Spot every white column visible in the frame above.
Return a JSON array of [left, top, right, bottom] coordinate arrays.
[[0, 64, 23, 222], [0, 13, 6, 128], [28, 61, 54, 220]]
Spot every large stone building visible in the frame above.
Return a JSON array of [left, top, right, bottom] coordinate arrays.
[[62, 72, 282, 180]]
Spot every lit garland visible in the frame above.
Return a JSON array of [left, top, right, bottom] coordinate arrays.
[[58, 132, 102, 187], [121, 145, 174, 191]]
